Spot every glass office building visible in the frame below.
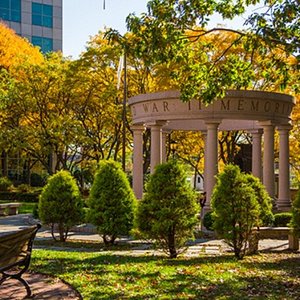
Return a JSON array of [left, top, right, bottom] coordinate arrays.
[[0, 0, 62, 53]]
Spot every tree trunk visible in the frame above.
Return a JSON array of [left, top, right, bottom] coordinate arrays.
[[23, 159, 31, 185], [168, 229, 177, 258], [1, 151, 8, 177], [51, 224, 58, 242], [58, 223, 67, 242]]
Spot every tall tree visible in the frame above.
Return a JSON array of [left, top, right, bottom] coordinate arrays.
[[126, 0, 299, 103], [102, 29, 180, 173], [71, 34, 124, 163], [0, 23, 43, 179], [0, 23, 43, 72], [6, 53, 83, 174], [171, 131, 205, 183]]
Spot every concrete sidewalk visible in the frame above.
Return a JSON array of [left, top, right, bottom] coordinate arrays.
[[0, 272, 81, 300], [0, 214, 295, 255], [0, 214, 226, 256]]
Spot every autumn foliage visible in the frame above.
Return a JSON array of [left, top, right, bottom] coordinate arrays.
[[0, 22, 43, 72], [0, 19, 299, 187]]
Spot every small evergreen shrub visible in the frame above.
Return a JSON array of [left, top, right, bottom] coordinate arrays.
[[274, 212, 292, 227], [136, 160, 199, 258], [88, 160, 136, 245], [244, 174, 274, 226], [38, 170, 84, 242], [17, 184, 32, 193], [203, 211, 214, 231], [290, 189, 300, 237], [211, 164, 273, 259], [0, 177, 13, 191], [32, 203, 39, 219]]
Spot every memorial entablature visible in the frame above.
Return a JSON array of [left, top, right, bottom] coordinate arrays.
[[129, 90, 295, 212]]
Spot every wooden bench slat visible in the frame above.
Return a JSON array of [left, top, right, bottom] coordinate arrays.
[[0, 229, 35, 267], [0, 224, 41, 297]]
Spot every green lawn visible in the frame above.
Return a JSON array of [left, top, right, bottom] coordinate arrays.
[[19, 202, 37, 214], [31, 249, 300, 299]]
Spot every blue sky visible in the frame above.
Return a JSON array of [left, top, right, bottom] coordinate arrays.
[[63, 0, 259, 59], [63, 0, 149, 58]]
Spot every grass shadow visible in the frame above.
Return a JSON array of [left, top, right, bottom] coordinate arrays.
[[31, 249, 300, 299]]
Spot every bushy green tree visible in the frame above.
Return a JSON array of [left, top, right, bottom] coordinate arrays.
[[0, 177, 13, 191], [290, 188, 300, 237], [211, 164, 266, 259], [274, 212, 292, 227], [38, 170, 84, 242], [244, 174, 274, 226], [87, 160, 136, 245], [136, 160, 198, 258]]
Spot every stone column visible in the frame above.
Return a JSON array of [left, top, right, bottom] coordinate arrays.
[[277, 125, 292, 211], [132, 125, 144, 199], [250, 129, 263, 181], [149, 122, 165, 174], [260, 121, 275, 199], [201, 131, 207, 192], [161, 131, 169, 163], [204, 120, 220, 213]]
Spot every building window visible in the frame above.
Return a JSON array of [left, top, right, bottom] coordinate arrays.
[[0, 0, 21, 22], [32, 36, 53, 53], [32, 3, 53, 28]]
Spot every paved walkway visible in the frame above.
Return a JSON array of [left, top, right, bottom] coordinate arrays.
[[0, 214, 296, 299], [0, 214, 293, 253], [0, 272, 81, 300]]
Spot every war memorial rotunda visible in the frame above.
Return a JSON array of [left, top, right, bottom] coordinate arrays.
[[129, 90, 295, 213]]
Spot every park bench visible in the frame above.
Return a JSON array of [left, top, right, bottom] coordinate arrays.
[[0, 203, 21, 216], [0, 224, 41, 297], [249, 227, 299, 254]]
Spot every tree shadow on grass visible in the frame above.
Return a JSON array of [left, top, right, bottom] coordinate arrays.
[[32, 250, 300, 299], [34, 238, 151, 252], [84, 263, 300, 299]]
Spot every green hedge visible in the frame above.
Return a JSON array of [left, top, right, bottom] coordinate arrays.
[[0, 191, 40, 202], [0, 177, 13, 191], [273, 212, 292, 227]]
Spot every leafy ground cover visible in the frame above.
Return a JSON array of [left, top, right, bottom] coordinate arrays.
[[31, 249, 300, 299]]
